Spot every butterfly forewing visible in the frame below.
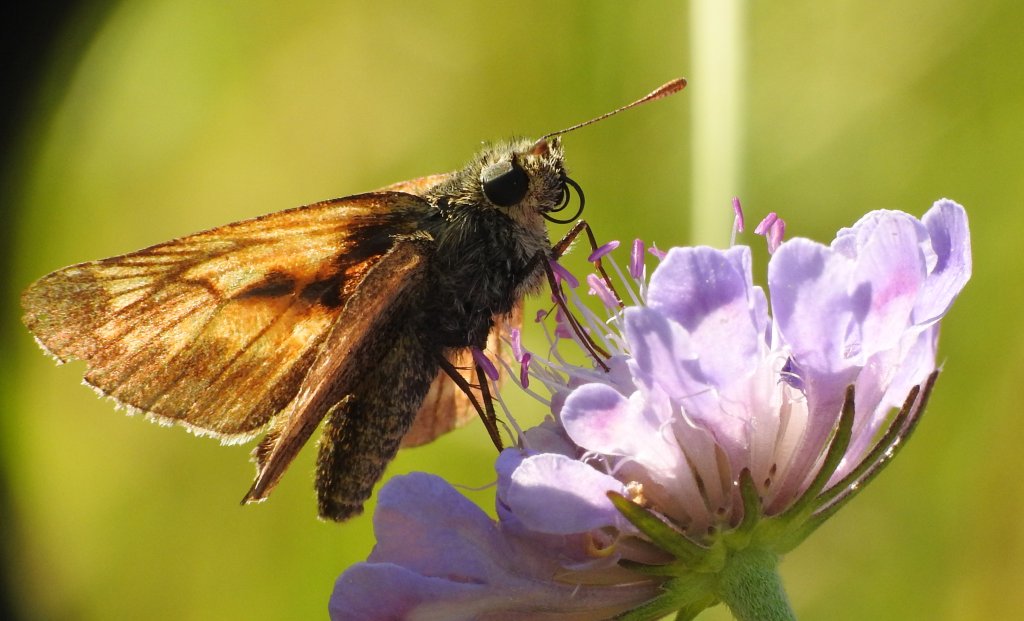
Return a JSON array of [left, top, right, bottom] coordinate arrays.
[[22, 192, 431, 440]]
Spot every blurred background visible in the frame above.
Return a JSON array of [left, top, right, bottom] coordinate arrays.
[[2, 1, 1021, 619]]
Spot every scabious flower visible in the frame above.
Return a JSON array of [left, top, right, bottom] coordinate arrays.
[[330, 199, 971, 621]]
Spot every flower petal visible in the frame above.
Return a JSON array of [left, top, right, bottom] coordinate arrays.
[[333, 472, 659, 620], [330, 563, 478, 621], [844, 210, 928, 359], [623, 306, 698, 400], [647, 246, 765, 388], [506, 452, 627, 534], [768, 237, 865, 381], [915, 199, 972, 325], [367, 473, 503, 578], [560, 382, 677, 460]]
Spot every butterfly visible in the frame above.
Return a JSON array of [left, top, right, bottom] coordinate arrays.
[[21, 78, 685, 521]]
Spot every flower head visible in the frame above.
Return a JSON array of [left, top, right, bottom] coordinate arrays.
[[330, 199, 971, 620]]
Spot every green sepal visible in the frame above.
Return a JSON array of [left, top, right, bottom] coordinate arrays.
[[613, 576, 718, 621], [617, 558, 693, 578], [608, 492, 712, 567], [801, 371, 937, 536]]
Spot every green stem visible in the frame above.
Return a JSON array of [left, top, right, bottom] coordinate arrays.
[[715, 548, 795, 621]]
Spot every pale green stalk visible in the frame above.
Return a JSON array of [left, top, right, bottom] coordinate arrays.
[[689, 0, 747, 244]]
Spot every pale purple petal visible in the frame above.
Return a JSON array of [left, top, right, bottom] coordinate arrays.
[[506, 452, 627, 534], [587, 273, 619, 310], [331, 564, 476, 621], [561, 382, 666, 456], [915, 199, 972, 325], [847, 212, 927, 359], [773, 209, 942, 377], [647, 246, 763, 388], [333, 561, 658, 621], [520, 421, 577, 457], [767, 206, 970, 504], [334, 472, 660, 620], [622, 306, 699, 400], [558, 382, 701, 518], [367, 473, 503, 577], [766, 239, 866, 499], [596, 354, 648, 399], [836, 325, 938, 478], [768, 237, 865, 384]]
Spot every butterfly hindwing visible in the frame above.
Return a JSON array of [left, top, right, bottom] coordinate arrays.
[[246, 236, 436, 505]]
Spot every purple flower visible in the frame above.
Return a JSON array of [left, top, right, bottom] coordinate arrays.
[[330, 199, 971, 620], [330, 471, 661, 620]]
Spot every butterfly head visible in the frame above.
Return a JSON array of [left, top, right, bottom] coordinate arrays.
[[473, 136, 583, 227]]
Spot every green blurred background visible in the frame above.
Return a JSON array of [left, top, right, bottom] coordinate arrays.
[[3, 1, 1021, 619]]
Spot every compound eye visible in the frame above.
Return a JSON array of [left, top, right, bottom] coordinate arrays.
[[481, 159, 529, 207]]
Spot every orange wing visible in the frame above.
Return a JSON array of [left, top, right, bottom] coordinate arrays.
[[375, 172, 453, 195], [22, 192, 431, 442]]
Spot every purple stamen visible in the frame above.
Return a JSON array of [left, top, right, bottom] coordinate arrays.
[[510, 328, 524, 361], [587, 240, 620, 262], [648, 245, 667, 260], [554, 308, 574, 339], [549, 260, 580, 289], [770, 219, 782, 253], [630, 239, 645, 279], [766, 217, 786, 253], [472, 347, 499, 381], [754, 212, 778, 235], [732, 197, 745, 232], [519, 353, 532, 388]]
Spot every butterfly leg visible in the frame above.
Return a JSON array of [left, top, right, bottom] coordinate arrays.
[[436, 353, 504, 451], [551, 219, 624, 308], [540, 259, 611, 372], [531, 219, 617, 371]]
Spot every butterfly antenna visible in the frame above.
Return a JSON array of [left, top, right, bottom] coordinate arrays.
[[541, 77, 687, 141]]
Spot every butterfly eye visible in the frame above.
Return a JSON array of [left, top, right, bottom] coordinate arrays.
[[480, 159, 530, 207]]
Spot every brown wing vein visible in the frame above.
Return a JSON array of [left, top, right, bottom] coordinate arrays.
[[99, 285, 213, 356], [88, 294, 228, 400], [129, 297, 247, 413], [137, 275, 340, 415]]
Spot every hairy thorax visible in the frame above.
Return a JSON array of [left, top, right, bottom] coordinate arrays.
[[419, 205, 546, 348]]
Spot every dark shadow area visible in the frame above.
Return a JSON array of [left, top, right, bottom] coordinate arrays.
[[2, 3, 111, 619]]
